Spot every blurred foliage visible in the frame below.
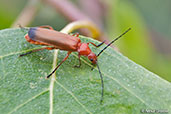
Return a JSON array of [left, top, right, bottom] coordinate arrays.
[[31, 4, 68, 31], [107, 0, 171, 81], [0, 0, 170, 82], [0, 0, 25, 29], [107, 0, 153, 68], [131, 0, 171, 38]]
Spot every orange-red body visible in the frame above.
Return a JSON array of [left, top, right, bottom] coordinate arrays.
[[25, 27, 97, 64]]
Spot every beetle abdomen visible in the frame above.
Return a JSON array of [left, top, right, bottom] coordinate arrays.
[[27, 27, 81, 51]]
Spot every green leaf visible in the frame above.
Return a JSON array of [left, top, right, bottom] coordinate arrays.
[[0, 28, 170, 114]]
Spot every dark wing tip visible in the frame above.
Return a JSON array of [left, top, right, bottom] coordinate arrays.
[[28, 27, 37, 40]]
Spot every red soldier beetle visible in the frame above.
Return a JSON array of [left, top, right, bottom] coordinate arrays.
[[20, 25, 131, 103]]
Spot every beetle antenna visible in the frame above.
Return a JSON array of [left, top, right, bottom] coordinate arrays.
[[96, 61, 104, 104], [97, 28, 131, 57], [18, 24, 24, 29], [18, 24, 29, 32]]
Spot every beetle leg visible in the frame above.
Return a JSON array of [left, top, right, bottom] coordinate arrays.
[[88, 40, 105, 47], [72, 33, 79, 37], [39, 25, 54, 30], [19, 47, 56, 57], [46, 52, 71, 78], [74, 54, 81, 68]]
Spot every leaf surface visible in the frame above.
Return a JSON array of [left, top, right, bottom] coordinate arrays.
[[0, 28, 170, 114]]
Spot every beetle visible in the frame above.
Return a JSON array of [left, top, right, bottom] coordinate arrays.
[[20, 25, 131, 103]]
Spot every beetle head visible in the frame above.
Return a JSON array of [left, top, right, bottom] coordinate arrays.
[[88, 52, 97, 64]]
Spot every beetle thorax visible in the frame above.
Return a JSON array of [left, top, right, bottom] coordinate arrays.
[[77, 43, 91, 56], [77, 43, 97, 64]]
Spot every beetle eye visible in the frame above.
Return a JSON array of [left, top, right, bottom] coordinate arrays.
[[90, 58, 93, 61]]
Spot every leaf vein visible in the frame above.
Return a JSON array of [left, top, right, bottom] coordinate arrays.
[[8, 89, 49, 114], [55, 80, 92, 114]]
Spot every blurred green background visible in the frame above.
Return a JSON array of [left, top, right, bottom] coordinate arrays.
[[0, 0, 170, 81]]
